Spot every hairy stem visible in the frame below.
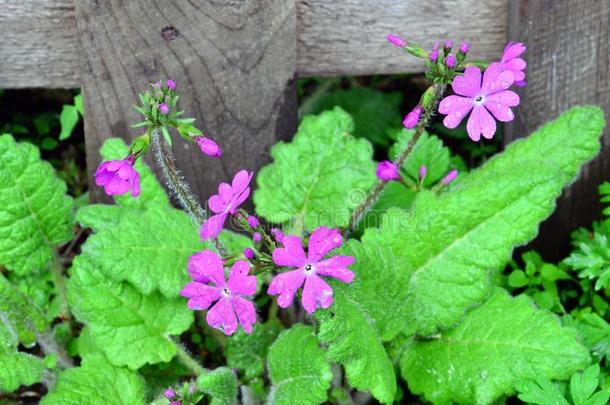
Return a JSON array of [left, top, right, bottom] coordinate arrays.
[[172, 337, 206, 377], [347, 83, 447, 233], [51, 254, 71, 322], [36, 330, 74, 369]]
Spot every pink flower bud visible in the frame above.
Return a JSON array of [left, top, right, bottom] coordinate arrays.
[[444, 39, 453, 49], [252, 232, 262, 244], [386, 34, 406, 48], [271, 228, 284, 244], [196, 137, 222, 158], [164, 389, 176, 399], [442, 169, 458, 185], [247, 215, 259, 228], [419, 165, 427, 180], [376, 161, 400, 182], [403, 105, 423, 129], [169, 402, 181, 405], [159, 103, 169, 115], [188, 384, 196, 395], [166, 79, 176, 90], [445, 53, 456, 68], [459, 42, 469, 54], [152, 81, 162, 90], [433, 41, 440, 51], [244, 248, 255, 259], [429, 49, 439, 62]]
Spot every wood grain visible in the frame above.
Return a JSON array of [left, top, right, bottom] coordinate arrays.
[[504, 0, 610, 259], [0, 0, 508, 88], [76, 0, 298, 202]]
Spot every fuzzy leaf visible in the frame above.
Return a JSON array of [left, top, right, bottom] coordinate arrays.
[[197, 367, 238, 405], [401, 289, 590, 404], [225, 320, 282, 380], [254, 108, 375, 232], [67, 256, 193, 369], [0, 324, 44, 393], [0, 134, 73, 274], [375, 106, 606, 335], [0, 274, 46, 347], [267, 324, 332, 405], [41, 355, 145, 404]]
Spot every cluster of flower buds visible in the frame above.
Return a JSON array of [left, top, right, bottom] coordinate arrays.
[[94, 80, 222, 198], [163, 383, 201, 405]]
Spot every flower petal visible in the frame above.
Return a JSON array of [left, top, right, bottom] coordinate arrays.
[[94, 168, 113, 186], [188, 250, 226, 286], [307, 227, 343, 262], [267, 270, 306, 309], [316, 255, 355, 283], [105, 177, 131, 195], [452, 66, 481, 97], [180, 282, 221, 310], [130, 170, 140, 197], [301, 274, 334, 314], [231, 296, 256, 334], [218, 183, 233, 203], [503, 58, 526, 72], [439, 95, 474, 129], [501, 42, 526, 63], [482, 63, 514, 95], [466, 106, 482, 142], [229, 186, 250, 214], [206, 297, 238, 336], [208, 194, 226, 214], [484, 91, 520, 122], [228, 260, 256, 296], [479, 106, 497, 139], [272, 235, 307, 267], [199, 213, 227, 241], [231, 170, 253, 195]]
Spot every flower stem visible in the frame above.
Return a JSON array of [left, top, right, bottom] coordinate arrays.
[[347, 83, 446, 233], [51, 254, 71, 322], [172, 337, 206, 377], [36, 330, 74, 369]]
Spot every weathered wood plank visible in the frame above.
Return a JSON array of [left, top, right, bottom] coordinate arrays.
[[76, 0, 298, 202], [1, 0, 508, 88], [504, 0, 610, 259]]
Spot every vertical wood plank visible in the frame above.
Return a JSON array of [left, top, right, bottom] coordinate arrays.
[[504, 0, 610, 260], [76, 0, 298, 202]]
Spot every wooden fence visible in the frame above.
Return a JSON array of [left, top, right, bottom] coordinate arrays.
[[1, 0, 608, 257]]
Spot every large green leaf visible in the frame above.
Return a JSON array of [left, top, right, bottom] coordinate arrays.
[[67, 256, 193, 369], [401, 289, 590, 405], [376, 106, 606, 335], [225, 320, 282, 380], [267, 324, 332, 405], [0, 274, 46, 347], [254, 108, 375, 232], [41, 355, 144, 404], [0, 324, 43, 393], [0, 134, 73, 274], [197, 367, 238, 405]]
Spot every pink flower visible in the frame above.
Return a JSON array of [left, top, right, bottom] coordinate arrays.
[[196, 137, 222, 158], [429, 49, 439, 62], [268, 227, 355, 314], [442, 169, 458, 185], [159, 103, 169, 115], [164, 389, 176, 399], [166, 79, 176, 91], [376, 161, 400, 182], [181, 250, 256, 335], [94, 156, 140, 197], [500, 42, 527, 86], [438, 63, 520, 141], [386, 34, 406, 48], [445, 53, 456, 68], [200, 170, 253, 240], [403, 105, 423, 129]]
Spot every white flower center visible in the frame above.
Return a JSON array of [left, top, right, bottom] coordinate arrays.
[[474, 95, 485, 106], [221, 288, 231, 297], [303, 264, 316, 276]]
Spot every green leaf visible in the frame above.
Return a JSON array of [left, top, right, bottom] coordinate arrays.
[[0, 134, 73, 274], [42, 355, 145, 404], [0, 274, 46, 346], [565, 231, 610, 290], [197, 367, 238, 405], [67, 256, 193, 369], [309, 87, 403, 146], [567, 310, 610, 363], [267, 324, 332, 405], [515, 378, 569, 405], [570, 364, 610, 405], [74, 94, 84, 115], [59, 105, 79, 141], [254, 108, 375, 232], [100, 138, 170, 210], [372, 106, 606, 335], [75, 204, 204, 298], [0, 324, 44, 393], [225, 320, 282, 380], [356, 181, 416, 234], [401, 289, 590, 405]]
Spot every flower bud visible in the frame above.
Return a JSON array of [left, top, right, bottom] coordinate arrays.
[[164, 389, 176, 399], [406, 43, 429, 59], [376, 161, 400, 182], [444, 39, 453, 50], [429, 49, 439, 62], [420, 86, 435, 109], [252, 232, 262, 244], [402, 105, 423, 129], [386, 34, 406, 48], [433, 41, 440, 51], [166, 79, 176, 91], [445, 53, 457, 68], [459, 42, 469, 54], [243, 248, 255, 259], [441, 169, 458, 185], [247, 215, 259, 228], [152, 81, 162, 90], [169, 402, 181, 405], [196, 137, 222, 158], [158, 103, 169, 115], [271, 228, 285, 244], [419, 165, 427, 180]]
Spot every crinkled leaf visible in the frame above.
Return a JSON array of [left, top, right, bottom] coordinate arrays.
[[267, 324, 332, 405], [225, 320, 281, 380], [310, 87, 403, 146], [0, 134, 73, 274], [67, 256, 193, 369], [41, 354, 144, 404], [254, 108, 375, 232], [0, 324, 44, 393], [401, 289, 590, 404], [75, 204, 204, 298], [0, 274, 46, 347], [197, 367, 238, 405], [376, 106, 606, 335]]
